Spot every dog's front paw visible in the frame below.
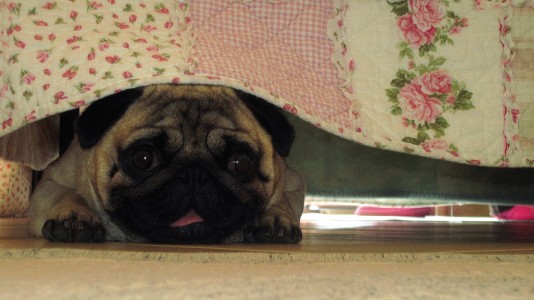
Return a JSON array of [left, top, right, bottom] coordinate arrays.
[[42, 212, 105, 243], [244, 213, 302, 244]]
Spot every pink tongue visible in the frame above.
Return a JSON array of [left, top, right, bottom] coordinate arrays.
[[170, 210, 205, 227]]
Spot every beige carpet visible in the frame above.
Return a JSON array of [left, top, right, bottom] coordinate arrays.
[[1, 244, 534, 300]]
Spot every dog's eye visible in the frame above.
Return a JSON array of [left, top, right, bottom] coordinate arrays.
[[132, 148, 154, 170], [227, 152, 253, 175]]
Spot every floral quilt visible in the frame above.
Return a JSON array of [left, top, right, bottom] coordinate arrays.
[[1, 0, 534, 167]]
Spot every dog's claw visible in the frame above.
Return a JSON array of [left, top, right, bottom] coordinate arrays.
[[244, 223, 302, 244], [42, 213, 105, 243]]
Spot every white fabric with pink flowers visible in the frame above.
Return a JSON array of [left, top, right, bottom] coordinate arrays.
[[1, 0, 534, 167]]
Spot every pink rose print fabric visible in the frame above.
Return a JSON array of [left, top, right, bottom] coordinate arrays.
[[1, 0, 194, 131], [397, 14, 437, 48], [409, 0, 444, 31], [397, 80, 444, 126], [0, 0, 533, 168], [385, 0, 475, 160]]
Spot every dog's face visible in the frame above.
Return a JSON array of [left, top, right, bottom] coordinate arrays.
[[74, 84, 298, 243]]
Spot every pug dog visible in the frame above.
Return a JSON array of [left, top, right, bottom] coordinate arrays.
[[29, 84, 305, 244]]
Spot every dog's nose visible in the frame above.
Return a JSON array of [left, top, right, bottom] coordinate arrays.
[[176, 166, 211, 187]]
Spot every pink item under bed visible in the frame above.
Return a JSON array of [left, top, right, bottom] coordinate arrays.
[[355, 206, 433, 217], [495, 206, 534, 220]]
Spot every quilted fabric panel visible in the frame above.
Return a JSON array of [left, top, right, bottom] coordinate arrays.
[[514, 6, 534, 165], [345, 1, 509, 166], [191, 0, 352, 127], [0, 0, 195, 130], [0, 0, 532, 167]]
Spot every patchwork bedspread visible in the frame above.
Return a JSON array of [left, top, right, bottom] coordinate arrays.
[[1, 0, 534, 167]]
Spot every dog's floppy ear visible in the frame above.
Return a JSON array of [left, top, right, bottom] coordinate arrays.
[[236, 90, 295, 157], [75, 88, 143, 148]]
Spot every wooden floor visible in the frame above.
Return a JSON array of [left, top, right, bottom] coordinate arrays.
[[2, 215, 534, 254]]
